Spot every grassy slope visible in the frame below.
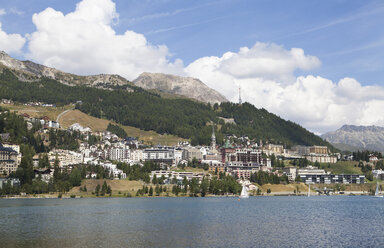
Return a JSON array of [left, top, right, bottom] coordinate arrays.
[[60, 110, 186, 145], [260, 183, 309, 193], [69, 179, 177, 197], [321, 161, 363, 175], [3, 104, 186, 146], [1, 103, 73, 120], [70, 179, 144, 196]]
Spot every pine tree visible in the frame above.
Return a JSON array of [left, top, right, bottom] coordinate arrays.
[[149, 186, 153, 196]]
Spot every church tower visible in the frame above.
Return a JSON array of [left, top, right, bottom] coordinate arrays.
[[211, 126, 216, 150]]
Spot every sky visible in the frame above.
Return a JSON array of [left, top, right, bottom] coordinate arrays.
[[0, 0, 384, 134]]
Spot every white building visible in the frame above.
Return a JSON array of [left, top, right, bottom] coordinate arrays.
[[143, 147, 175, 165], [150, 170, 209, 183], [48, 149, 83, 167], [130, 149, 144, 163]]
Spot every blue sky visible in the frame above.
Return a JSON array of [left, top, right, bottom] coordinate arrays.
[[0, 0, 384, 133], [1, 0, 383, 86]]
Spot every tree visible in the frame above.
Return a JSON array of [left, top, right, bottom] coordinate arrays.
[[152, 175, 158, 185], [200, 177, 209, 197], [38, 154, 50, 168], [53, 156, 61, 183], [17, 154, 34, 185], [182, 176, 188, 193], [69, 167, 82, 187], [149, 186, 153, 196], [155, 185, 160, 196], [107, 185, 112, 196], [101, 181, 108, 196], [95, 184, 100, 196]]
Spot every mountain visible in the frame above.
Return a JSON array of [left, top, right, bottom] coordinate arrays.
[[321, 125, 384, 152], [0, 52, 332, 148], [133, 72, 228, 104], [0, 51, 135, 91]]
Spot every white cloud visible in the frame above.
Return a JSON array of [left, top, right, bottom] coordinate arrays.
[[0, 23, 26, 54], [9, 7, 24, 16], [0, 9, 6, 16], [26, 0, 184, 79], [185, 43, 384, 133], [21, 0, 384, 134]]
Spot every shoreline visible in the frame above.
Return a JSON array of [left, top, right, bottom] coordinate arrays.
[[0, 192, 373, 199]]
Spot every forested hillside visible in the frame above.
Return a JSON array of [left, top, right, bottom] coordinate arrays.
[[0, 69, 331, 148]]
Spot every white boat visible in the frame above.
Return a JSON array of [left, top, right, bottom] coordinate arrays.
[[374, 182, 383, 198], [239, 184, 249, 199]]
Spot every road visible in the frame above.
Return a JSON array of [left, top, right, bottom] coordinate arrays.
[[56, 107, 75, 124]]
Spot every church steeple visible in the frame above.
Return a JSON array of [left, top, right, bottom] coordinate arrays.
[[211, 125, 216, 149]]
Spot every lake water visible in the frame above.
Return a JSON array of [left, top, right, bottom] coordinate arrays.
[[1, 196, 383, 248]]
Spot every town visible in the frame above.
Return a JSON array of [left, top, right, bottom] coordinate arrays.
[[0, 103, 382, 197]]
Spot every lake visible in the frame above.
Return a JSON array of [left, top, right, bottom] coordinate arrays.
[[0, 196, 383, 247]]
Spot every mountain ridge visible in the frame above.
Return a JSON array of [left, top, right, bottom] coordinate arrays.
[[321, 124, 384, 152], [0, 51, 135, 91], [0, 51, 227, 104], [133, 72, 228, 104]]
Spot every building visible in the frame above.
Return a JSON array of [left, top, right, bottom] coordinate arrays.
[[292, 145, 328, 155], [2, 144, 21, 165], [0, 144, 19, 175], [183, 147, 203, 161], [130, 149, 143, 163], [206, 160, 225, 173], [0, 178, 20, 189], [306, 154, 337, 163], [264, 144, 284, 155], [283, 167, 297, 182], [297, 166, 327, 176], [299, 174, 365, 184], [106, 147, 130, 162], [48, 149, 83, 167], [100, 162, 126, 179], [309, 146, 328, 154], [226, 149, 263, 164], [373, 170, 384, 180], [34, 168, 53, 183], [225, 161, 262, 179], [143, 147, 175, 165], [150, 170, 209, 184], [220, 141, 236, 163]]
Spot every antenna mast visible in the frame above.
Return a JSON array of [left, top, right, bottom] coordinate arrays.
[[238, 86, 242, 104]]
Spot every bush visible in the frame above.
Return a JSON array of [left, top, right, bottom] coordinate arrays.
[[70, 194, 76, 198]]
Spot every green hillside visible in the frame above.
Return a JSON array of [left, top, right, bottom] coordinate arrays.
[[0, 68, 331, 148]]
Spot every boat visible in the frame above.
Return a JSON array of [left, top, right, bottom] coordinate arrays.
[[374, 182, 383, 198], [239, 184, 249, 199]]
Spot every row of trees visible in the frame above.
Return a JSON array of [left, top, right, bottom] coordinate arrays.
[[95, 181, 112, 196], [250, 171, 289, 185], [0, 107, 46, 153], [117, 161, 160, 182], [136, 174, 241, 197], [48, 129, 80, 151], [106, 123, 127, 139], [352, 150, 382, 162]]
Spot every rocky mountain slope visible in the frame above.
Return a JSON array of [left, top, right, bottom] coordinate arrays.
[[321, 125, 384, 152], [0, 51, 135, 91], [133, 72, 228, 104]]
